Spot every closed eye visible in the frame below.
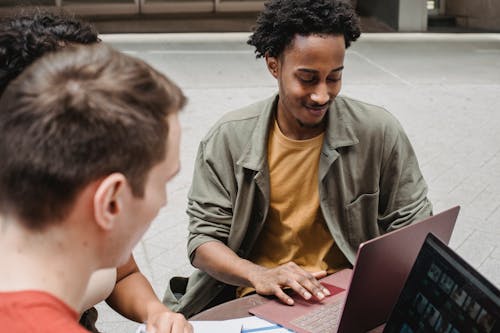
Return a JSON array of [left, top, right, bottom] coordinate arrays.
[[327, 73, 342, 82], [299, 77, 316, 84]]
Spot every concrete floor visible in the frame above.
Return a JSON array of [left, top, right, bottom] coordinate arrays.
[[94, 32, 500, 331]]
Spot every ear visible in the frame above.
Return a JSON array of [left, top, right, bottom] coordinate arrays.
[[93, 173, 128, 231], [265, 53, 279, 79]]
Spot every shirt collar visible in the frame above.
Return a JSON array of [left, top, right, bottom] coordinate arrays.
[[238, 94, 359, 171]]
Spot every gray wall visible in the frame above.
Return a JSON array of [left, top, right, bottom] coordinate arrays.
[[358, 0, 399, 30], [398, 0, 427, 31], [446, 0, 500, 31], [357, 0, 427, 31]]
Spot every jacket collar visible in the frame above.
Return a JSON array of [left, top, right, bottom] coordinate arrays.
[[323, 96, 359, 152], [237, 94, 278, 171], [238, 94, 359, 171]]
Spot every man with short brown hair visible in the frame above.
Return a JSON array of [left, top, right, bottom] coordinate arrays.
[[0, 11, 191, 332], [0, 43, 191, 333]]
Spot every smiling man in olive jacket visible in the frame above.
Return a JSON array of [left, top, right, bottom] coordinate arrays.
[[163, 0, 432, 317]]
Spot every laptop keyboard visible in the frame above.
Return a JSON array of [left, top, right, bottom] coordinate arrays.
[[290, 298, 343, 332]]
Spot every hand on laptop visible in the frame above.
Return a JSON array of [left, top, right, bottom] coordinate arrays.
[[248, 262, 331, 305]]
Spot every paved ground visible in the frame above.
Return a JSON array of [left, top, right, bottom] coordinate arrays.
[[94, 32, 500, 331]]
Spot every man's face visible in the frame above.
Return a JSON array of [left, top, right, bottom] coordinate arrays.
[[114, 112, 181, 266], [267, 34, 345, 138]]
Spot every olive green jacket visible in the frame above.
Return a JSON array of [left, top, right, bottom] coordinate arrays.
[[163, 94, 432, 317]]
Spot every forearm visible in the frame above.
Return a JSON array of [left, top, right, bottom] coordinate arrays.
[[193, 241, 330, 305], [192, 241, 264, 288], [106, 271, 169, 323]]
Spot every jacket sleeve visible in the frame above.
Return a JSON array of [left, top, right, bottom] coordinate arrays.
[[186, 139, 235, 263], [378, 118, 433, 232]]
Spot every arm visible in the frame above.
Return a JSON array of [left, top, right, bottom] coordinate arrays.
[[193, 241, 329, 305], [106, 255, 192, 333], [378, 118, 433, 231]]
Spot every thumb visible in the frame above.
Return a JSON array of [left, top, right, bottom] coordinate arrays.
[[146, 323, 157, 333], [311, 270, 327, 279]]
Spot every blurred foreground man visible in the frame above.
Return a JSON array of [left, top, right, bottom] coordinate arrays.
[[164, 0, 432, 317], [0, 44, 191, 333], [0, 11, 191, 333]]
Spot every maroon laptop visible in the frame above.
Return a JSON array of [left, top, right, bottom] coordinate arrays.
[[249, 206, 460, 333]]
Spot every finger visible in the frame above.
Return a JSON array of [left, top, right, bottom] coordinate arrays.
[[184, 322, 193, 333], [166, 313, 191, 333], [311, 270, 331, 296], [286, 266, 328, 299], [145, 322, 157, 333], [274, 286, 294, 305], [150, 317, 171, 333], [285, 279, 313, 300], [298, 277, 327, 300], [171, 318, 185, 333], [312, 270, 327, 279]]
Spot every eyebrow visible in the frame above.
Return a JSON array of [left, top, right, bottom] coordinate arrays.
[[297, 66, 344, 74]]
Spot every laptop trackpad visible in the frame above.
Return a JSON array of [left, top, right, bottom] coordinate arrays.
[[249, 269, 353, 333]]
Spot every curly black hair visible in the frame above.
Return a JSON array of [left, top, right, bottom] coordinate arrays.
[[0, 9, 99, 95], [248, 0, 361, 58]]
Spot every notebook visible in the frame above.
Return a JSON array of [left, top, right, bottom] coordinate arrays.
[[383, 232, 499, 333], [249, 206, 460, 333]]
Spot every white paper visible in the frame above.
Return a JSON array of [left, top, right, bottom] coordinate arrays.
[[224, 316, 293, 332], [190, 320, 242, 333], [135, 320, 242, 333], [135, 316, 292, 333]]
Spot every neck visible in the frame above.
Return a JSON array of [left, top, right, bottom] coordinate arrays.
[[0, 216, 97, 312], [276, 103, 326, 141]]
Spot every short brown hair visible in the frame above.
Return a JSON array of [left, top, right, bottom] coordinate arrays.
[[0, 43, 186, 229]]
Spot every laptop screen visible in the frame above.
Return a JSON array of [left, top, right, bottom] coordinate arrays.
[[383, 233, 499, 333]]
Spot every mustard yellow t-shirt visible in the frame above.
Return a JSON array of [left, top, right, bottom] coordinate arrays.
[[237, 120, 349, 297]]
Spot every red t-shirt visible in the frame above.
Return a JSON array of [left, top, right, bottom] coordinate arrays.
[[0, 290, 88, 333]]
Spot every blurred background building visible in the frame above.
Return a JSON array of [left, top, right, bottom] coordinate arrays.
[[1, 0, 499, 33]]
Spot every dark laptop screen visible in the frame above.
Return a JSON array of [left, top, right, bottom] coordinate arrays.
[[383, 233, 499, 333]]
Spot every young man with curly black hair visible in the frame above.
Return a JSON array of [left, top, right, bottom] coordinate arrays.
[[0, 10, 192, 333], [0, 10, 99, 94], [163, 0, 432, 317]]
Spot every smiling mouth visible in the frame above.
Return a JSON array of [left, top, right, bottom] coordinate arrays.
[[305, 104, 329, 115]]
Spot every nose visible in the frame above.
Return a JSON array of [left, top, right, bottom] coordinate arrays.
[[310, 83, 330, 105]]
